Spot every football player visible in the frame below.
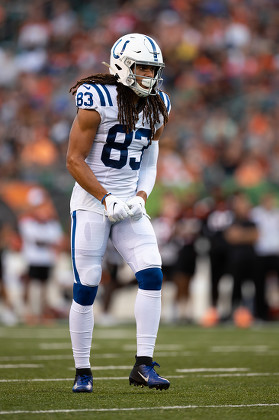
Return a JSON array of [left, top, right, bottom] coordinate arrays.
[[66, 33, 171, 392]]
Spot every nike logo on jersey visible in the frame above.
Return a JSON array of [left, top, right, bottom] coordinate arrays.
[[138, 372, 149, 382], [83, 84, 91, 90]]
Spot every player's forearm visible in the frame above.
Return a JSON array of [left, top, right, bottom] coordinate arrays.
[[136, 140, 159, 198], [136, 190, 147, 203], [66, 156, 107, 202]]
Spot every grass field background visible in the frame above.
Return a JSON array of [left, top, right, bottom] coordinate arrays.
[[0, 322, 278, 420]]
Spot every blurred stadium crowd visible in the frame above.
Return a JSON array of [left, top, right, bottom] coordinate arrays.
[[0, 0, 279, 326]]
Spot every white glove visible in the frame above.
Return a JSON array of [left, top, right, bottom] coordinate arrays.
[[126, 196, 146, 221], [104, 194, 131, 223]]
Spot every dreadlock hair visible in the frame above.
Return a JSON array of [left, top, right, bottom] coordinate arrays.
[[69, 73, 169, 140]]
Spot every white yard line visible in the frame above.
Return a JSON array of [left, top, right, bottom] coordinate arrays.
[[123, 344, 183, 351], [210, 345, 269, 352], [0, 330, 70, 339], [0, 354, 125, 361], [0, 375, 188, 383], [68, 365, 131, 370], [200, 373, 279, 378], [0, 403, 279, 415], [95, 353, 123, 358], [0, 364, 43, 369], [39, 343, 71, 350], [1, 349, 276, 363], [155, 351, 192, 357], [68, 367, 249, 372], [0, 329, 135, 340], [0, 355, 73, 361], [0, 351, 192, 361], [0, 372, 278, 383], [38, 343, 101, 350], [176, 368, 249, 373], [0, 377, 128, 382]]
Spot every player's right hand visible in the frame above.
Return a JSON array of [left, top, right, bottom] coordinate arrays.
[[104, 194, 132, 223]]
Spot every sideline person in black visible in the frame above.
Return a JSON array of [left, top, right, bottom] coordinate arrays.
[[224, 192, 259, 326], [202, 190, 233, 325]]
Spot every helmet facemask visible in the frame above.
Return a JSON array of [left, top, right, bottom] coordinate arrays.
[[125, 59, 164, 97]]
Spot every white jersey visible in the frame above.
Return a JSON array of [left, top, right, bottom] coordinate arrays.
[[70, 83, 171, 214], [251, 206, 279, 255], [19, 217, 63, 266]]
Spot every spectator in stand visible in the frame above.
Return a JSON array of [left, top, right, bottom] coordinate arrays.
[[251, 192, 279, 321], [224, 192, 259, 327]]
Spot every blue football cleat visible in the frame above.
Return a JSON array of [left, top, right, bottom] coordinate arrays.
[[129, 361, 170, 390], [72, 374, 93, 393]]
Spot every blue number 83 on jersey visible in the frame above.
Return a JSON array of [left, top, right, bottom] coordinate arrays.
[[77, 91, 93, 107], [101, 124, 151, 170]]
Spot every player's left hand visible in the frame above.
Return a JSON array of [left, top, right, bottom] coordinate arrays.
[[126, 196, 146, 221]]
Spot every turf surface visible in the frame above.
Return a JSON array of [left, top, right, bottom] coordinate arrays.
[[0, 323, 278, 420]]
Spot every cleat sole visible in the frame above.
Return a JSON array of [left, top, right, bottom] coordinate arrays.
[[149, 383, 170, 390], [129, 377, 146, 387], [129, 378, 170, 390], [72, 387, 93, 393]]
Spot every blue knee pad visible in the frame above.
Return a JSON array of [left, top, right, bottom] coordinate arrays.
[[135, 267, 163, 290], [73, 283, 98, 306]]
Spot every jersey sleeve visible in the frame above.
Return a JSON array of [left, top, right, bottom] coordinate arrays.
[[75, 83, 107, 121], [155, 91, 171, 131]]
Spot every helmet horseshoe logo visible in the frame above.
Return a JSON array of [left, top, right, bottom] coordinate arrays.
[[145, 36, 158, 62], [113, 39, 131, 59]]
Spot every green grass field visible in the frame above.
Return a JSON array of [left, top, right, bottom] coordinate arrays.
[[0, 322, 278, 420]]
